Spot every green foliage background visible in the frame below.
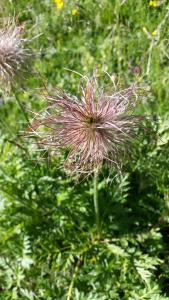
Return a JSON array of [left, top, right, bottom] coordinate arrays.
[[0, 0, 169, 299]]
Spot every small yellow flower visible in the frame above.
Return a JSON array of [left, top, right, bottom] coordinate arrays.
[[152, 30, 157, 36], [149, 0, 157, 7], [90, 256, 96, 263], [55, 0, 64, 10], [71, 8, 78, 16]]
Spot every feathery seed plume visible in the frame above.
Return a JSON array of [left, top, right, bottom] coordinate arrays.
[[28, 75, 144, 176], [0, 18, 31, 90]]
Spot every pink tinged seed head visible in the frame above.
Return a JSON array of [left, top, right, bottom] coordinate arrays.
[[28, 75, 144, 176], [0, 18, 31, 91]]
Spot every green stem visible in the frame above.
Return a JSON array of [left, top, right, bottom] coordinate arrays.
[[67, 258, 81, 300], [93, 169, 100, 239]]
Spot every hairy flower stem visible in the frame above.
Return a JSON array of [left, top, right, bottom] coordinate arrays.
[[93, 169, 100, 239]]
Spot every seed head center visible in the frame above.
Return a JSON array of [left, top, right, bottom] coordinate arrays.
[[86, 116, 98, 125]]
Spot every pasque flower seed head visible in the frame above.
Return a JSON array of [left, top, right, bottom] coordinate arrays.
[[28, 75, 144, 176], [0, 19, 31, 90]]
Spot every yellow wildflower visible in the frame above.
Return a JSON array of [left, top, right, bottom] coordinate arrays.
[[90, 256, 96, 263], [71, 8, 78, 16], [55, 0, 64, 10], [149, 0, 157, 7], [152, 30, 157, 36]]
